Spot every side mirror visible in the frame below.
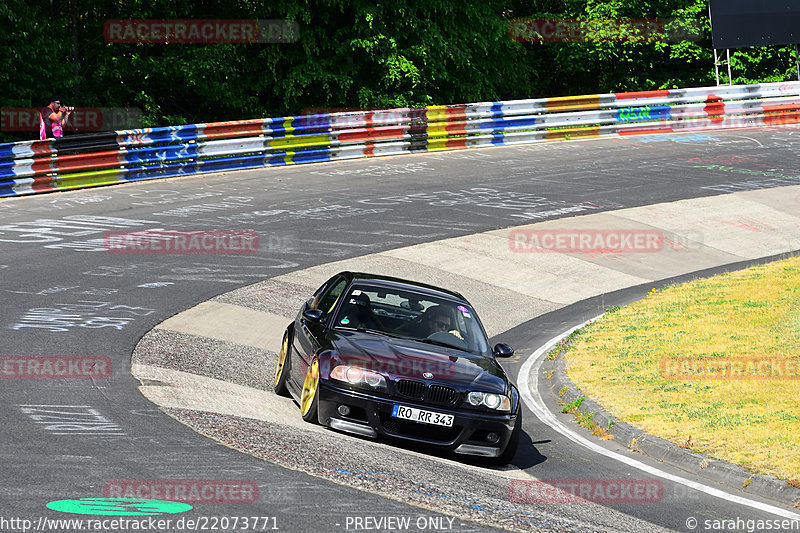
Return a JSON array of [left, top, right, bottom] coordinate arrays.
[[493, 343, 515, 358], [303, 308, 325, 323]]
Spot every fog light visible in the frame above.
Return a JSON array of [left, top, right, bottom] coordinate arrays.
[[486, 432, 499, 443], [337, 405, 351, 416]]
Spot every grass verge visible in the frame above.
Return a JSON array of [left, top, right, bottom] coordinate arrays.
[[564, 255, 800, 481]]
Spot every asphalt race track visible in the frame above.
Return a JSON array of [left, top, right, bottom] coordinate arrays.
[[2, 127, 800, 532]]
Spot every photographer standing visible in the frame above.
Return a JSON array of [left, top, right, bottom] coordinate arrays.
[[39, 96, 74, 140]]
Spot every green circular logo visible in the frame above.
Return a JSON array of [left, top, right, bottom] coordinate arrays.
[[47, 498, 192, 516]]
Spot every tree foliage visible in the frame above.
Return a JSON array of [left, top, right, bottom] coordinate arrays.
[[2, 0, 798, 142]]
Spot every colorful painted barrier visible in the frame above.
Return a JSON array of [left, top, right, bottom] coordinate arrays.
[[2, 81, 799, 197]]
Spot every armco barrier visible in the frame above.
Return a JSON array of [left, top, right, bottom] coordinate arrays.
[[2, 81, 800, 197]]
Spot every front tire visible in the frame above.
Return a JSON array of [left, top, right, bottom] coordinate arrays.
[[300, 358, 320, 423], [488, 410, 521, 466], [273, 330, 291, 397]]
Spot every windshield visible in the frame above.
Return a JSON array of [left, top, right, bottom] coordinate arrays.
[[333, 285, 490, 355]]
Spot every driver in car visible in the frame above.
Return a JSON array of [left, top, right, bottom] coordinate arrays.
[[418, 306, 464, 340], [425, 308, 452, 336]]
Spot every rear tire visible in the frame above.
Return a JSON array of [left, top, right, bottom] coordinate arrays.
[[273, 330, 291, 397], [300, 359, 320, 424]]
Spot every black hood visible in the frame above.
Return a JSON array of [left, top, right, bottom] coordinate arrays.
[[329, 330, 507, 393]]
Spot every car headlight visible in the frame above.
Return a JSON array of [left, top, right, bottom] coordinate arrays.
[[466, 391, 511, 412], [330, 365, 387, 390]]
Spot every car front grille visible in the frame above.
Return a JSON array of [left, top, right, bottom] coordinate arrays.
[[396, 379, 426, 400], [395, 379, 459, 406], [429, 384, 459, 405]]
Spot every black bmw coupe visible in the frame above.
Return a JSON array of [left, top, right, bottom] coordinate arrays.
[[274, 271, 521, 465]]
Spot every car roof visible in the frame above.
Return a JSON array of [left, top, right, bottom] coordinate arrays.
[[342, 271, 468, 303]]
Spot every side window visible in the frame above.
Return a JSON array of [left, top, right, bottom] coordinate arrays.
[[315, 277, 348, 315]]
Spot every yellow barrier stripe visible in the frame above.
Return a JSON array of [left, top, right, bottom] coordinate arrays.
[[53, 169, 122, 189], [268, 134, 331, 150], [426, 106, 448, 123], [545, 95, 601, 112], [544, 127, 601, 140]]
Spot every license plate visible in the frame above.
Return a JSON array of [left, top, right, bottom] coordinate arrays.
[[391, 405, 454, 427]]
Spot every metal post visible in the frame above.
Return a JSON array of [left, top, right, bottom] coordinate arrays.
[[714, 49, 721, 86], [795, 43, 800, 81], [726, 49, 732, 85]]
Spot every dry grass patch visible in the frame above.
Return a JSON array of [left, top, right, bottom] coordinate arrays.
[[565, 255, 800, 480]]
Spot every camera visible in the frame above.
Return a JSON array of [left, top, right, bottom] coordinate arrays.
[[59, 104, 74, 112]]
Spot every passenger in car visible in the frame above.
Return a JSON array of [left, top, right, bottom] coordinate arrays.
[[339, 292, 382, 331]]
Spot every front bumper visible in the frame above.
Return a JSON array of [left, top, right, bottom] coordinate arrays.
[[317, 381, 517, 457]]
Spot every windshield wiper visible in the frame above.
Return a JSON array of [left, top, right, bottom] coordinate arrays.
[[415, 337, 472, 353], [337, 326, 408, 339]]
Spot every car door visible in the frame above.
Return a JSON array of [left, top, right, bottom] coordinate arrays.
[[291, 275, 349, 388]]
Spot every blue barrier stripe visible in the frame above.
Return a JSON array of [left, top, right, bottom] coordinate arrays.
[[294, 115, 333, 131], [197, 155, 267, 173], [480, 117, 540, 130], [196, 153, 266, 168], [0, 184, 19, 197], [0, 144, 19, 161], [0, 161, 20, 178], [491, 132, 506, 145], [121, 160, 198, 181], [122, 144, 200, 164], [122, 152, 266, 181], [290, 149, 332, 164], [123, 166, 197, 182], [261, 147, 333, 165], [118, 125, 201, 145], [616, 105, 672, 122]]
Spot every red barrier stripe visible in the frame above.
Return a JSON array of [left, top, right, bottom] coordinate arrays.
[[31, 158, 55, 175], [761, 102, 800, 125], [31, 140, 54, 156], [446, 106, 468, 122], [337, 126, 407, 143], [762, 103, 800, 113], [763, 111, 800, 126], [53, 151, 124, 173], [444, 121, 467, 136], [445, 138, 468, 149], [31, 174, 54, 192], [615, 90, 670, 100], [704, 95, 725, 123], [201, 123, 266, 138], [618, 128, 674, 136]]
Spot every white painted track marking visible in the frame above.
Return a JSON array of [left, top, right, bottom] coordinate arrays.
[[518, 317, 800, 520]]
